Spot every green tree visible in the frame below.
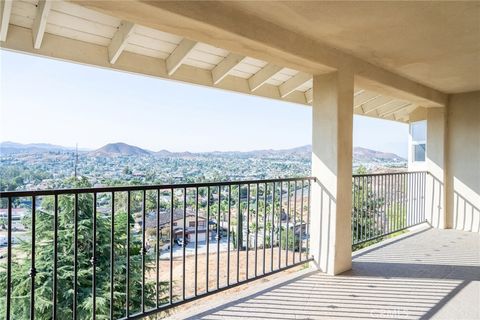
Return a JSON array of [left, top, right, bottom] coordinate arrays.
[[123, 166, 132, 175], [0, 177, 168, 319], [352, 167, 385, 249], [280, 228, 300, 251]]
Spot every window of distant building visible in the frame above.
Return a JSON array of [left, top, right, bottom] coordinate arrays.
[[188, 221, 206, 228], [411, 121, 426, 162]]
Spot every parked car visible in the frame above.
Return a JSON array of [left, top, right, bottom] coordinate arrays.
[[0, 236, 6, 247], [175, 238, 188, 247]]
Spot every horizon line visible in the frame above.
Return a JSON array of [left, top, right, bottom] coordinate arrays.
[[0, 140, 404, 156]]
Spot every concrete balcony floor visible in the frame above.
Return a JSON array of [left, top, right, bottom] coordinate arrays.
[[169, 226, 480, 320]]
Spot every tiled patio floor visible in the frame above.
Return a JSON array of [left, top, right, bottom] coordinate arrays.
[[168, 226, 480, 320]]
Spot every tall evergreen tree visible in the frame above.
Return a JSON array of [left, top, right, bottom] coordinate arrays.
[[0, 177, 168, 319]]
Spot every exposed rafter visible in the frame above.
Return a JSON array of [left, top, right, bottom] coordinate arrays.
[[377, 100, 411, 117], [108, 20, 135, 64], [0, 1, 426, 123], [32, 0, 53, 49], [1, 25, 309, 106], [353, 91, 379, 109], [279, 72, 311, 98], [72, 0, 447, 107], [381, 102, 412, 118], [392, 104, 418, 121], [166, 38, 197, 76], [0, 0, 12, 42], [354, 89, 365, 97], [395, 113, 410, 122], [248, 63, 283, 92], [212, 53, 245, 85], [356, 96, 387, 114], [305, 88, 312, 104], [362, 96, 394, 114]]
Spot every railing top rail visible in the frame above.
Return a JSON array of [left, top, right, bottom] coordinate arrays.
[[352, 171, 427, 178], [0, 176, 316, 198]]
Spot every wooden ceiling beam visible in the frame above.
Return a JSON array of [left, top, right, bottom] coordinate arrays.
[[32, 0, 53, 49], [212, 53, 245, 85], [0, 0, 12, 42], [362, 97, 395, 115], [71, 0, 447, 107], [381, 102, 413, 118], [279, 72, 311, 98], [305, 88, 312, 104], [248, 63, 283, 92], [353, 91, 380, 110], [166, 38, 197, 76], [108, 20, 135, 64]]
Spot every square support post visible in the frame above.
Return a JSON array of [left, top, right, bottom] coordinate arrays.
[[425, 107, 448, 229], [310, 69, 354, 275]]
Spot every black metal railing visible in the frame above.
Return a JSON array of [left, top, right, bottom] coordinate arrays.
[[0, 177, 314, 320], [352, 171, 427, 245]]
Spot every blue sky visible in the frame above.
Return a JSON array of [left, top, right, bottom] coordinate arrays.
[[0, 50, 408, 157]]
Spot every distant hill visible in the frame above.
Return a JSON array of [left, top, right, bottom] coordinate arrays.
[[353, 147, 405, 162], [0, 141, 74, 154], [204, 145, 404, 161], [155, 149, 176, 157], [1, 141, 405, 162], [89, 143, 152, 157], [240, 145, 312, 158], [175, 145, 313, 159], [155, 149, 194, 158]]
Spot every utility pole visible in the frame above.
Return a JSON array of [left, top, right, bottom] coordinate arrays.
[[74, 143, 78, 178]]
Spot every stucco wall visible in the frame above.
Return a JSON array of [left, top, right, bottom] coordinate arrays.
[[447, 91, 480, 232], [425, 108, 446, 228]]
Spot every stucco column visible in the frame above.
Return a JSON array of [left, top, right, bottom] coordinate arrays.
[[310, 70, 354, 275], [446, 92, 480, 231], [425, 107, 448, 229]]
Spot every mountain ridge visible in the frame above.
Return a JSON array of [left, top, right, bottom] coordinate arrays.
[[1, 141, 406, 161], [0, 141, 74, 154]]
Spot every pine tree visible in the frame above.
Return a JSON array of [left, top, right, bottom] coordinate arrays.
[[0, 177, 168, 319]]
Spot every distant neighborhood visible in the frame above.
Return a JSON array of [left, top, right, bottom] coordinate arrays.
[[0, 141, 406, 192]]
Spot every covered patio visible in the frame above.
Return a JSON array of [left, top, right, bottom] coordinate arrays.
[[171, 226, 480, 320], [0, 1, 479, 319]]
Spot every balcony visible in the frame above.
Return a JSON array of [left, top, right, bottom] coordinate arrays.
[[170, 226, 479, 320], [1, 1, 479, 319], [3, 172, 474, 320], [1, 177, 314, 319]]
